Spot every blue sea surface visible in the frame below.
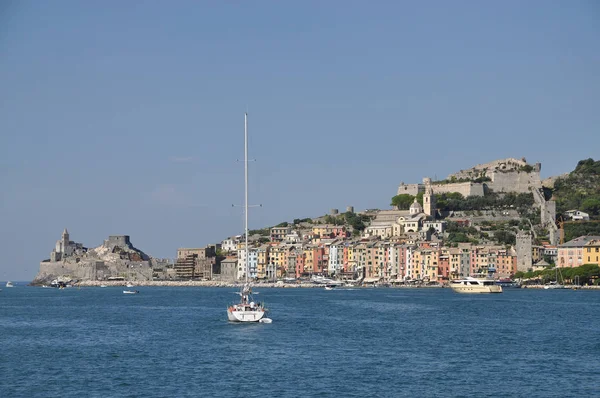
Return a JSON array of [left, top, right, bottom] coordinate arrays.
[[1, 285, 599, 397]]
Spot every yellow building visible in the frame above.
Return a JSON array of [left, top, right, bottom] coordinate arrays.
[[256, 245, 269, 278], [269, 244, 289, 275], [303, 246, 314, 274], [347, 245, 357, 273], [584, 239, 600, 265]]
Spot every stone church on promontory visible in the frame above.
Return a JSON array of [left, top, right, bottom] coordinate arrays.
[[33, 229, 158, 285]]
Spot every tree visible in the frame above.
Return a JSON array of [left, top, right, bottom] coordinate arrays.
[[494, 230, 516, 246], [581, 198, 600, 216], [416, 191, 424, 205], [391, 194, 414, 209]]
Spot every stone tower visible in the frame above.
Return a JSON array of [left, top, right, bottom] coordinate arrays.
[[423, 177, 436, 218], [515, 230, 532, 272], [62, 228, 69, 249]]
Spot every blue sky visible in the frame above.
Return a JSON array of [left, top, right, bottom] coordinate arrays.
[[1, 1, 598, 280]]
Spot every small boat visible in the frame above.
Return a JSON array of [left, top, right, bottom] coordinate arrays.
[[123, 290, 139, 294], [6, 281, 14, 288], [126, 283, 134, 288], [100, 285, 107, 288], [544, 268, 567, 289], [495, 278, 521, 288], [450, 274, 503, 294], [325, 286, 334, 291], [543, 282, 567, 290]]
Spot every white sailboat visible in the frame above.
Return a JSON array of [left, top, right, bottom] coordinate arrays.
[[544, 267, 566, 289], [227, 113, 269, 323]]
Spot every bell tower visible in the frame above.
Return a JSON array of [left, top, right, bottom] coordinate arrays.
[[423, 178, 436, 218], [62, 228, 69, 249]]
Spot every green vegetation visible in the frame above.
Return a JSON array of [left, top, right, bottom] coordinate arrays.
[[344, 212, 372, 234], [563, 222, 600, 242], [435, 192, 534, 213], [293, 218, 313, 225], [323, 214, 346, 226], [514, 264, 600, 286], [552, 158, 600, 217], [444, 221, 517, 246], [434, 174, 491, 185], [493, 230, 516, 246], [519, 164, 534, 173], [248, 228, 270, 237], [391, 194, 413, 209], [390, 192, 424, 209], [275, 222, 289, 227]]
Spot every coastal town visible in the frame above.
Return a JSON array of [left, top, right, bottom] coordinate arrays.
[[31, 157, 600, 288]]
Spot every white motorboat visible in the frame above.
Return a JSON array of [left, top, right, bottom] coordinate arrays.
[[226, 113, 269, 323], [6, 281, 14, 288], [123, 290, 139, 294], [100, 285, 107, 288], [450, 275, 502, 294], [126, 282, 134, 288]]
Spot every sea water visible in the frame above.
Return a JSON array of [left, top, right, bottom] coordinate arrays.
[[1, 286, 599, 397]]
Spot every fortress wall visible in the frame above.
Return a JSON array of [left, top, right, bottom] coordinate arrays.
[[397, 183, 424, 196], [431, 182, 485, 197], [33, 259, 153, 284], [489, 171, 541, 193], [34, 262, 91, 283], [105, 235, 131, 248], [448, 158, 529, 180]]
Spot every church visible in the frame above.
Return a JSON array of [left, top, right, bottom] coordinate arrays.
[[365, 179, 445, 239], [50, 229, 86, 262]]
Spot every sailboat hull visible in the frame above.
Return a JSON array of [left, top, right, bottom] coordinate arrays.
[[227, 309, 265, 322]]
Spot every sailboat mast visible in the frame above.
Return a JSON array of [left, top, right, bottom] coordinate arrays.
[[244, 112, 249, 284]]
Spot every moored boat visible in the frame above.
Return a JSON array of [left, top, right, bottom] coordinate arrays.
[[496, 278, 521, 288], [450, 275, 503, 294]]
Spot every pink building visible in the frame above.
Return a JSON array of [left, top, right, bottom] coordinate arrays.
[[557, 236, 600, 268], [438, 254, 450, 282]]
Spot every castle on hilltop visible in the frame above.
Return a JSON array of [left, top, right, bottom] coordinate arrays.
[[34, 229, 155, 284], [398, 158, 542, 197], [397, 158, 559, 245]]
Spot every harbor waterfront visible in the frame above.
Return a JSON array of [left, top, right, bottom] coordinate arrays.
[[2, 286, 600, 397], [68, 280, 600, 289]]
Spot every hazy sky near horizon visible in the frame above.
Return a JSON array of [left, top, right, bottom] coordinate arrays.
[[1, 1, 599, 280]]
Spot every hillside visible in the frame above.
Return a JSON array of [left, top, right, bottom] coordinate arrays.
[[551, 158, 600, 218], [549, 158, 600, 241], [248, 158, 600, 248]]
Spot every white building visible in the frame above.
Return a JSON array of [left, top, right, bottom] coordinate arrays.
[[221, 236, 240, 253], [423, 220, 446, 234], [404, 246, 416, 280], [237, 247, 258, 280], [565, 210, 590, 221], [328, 243, 343, 275]]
